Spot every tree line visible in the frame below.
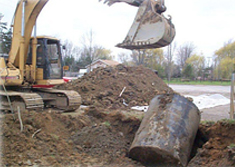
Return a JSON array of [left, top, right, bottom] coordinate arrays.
[[119, 40, 235, 81], [0, 14, 12, 55], [61, 30, 113, 72], [1, 14, 235, 80]]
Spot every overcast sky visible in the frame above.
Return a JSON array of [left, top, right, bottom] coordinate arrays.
[[1, 0, 235, 61]]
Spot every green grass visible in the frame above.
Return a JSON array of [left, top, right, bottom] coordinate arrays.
[[51, 134, 59, 140], [219, 119, 235, 124], [163, 79, 231, 86], [200, 120, 215, 126], [103, 121, 111, 127], [200, 119, 235, 126], [228, 143, 235, 150]]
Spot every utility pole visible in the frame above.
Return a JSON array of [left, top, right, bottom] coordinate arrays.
[[230, 73, 235, 119]]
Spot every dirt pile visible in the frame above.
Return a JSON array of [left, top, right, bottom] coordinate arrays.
[[57, 65, 173, 109], [1, 108, 143, 167], [1, 110, 91, 166]]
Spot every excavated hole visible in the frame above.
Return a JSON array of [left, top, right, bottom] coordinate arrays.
[[190, 128, 209, 160], [125, 125, 210, 167]]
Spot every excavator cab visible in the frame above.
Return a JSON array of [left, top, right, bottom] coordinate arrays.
[[27, 37, 63, 81]]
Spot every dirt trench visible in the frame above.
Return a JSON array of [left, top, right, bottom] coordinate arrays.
[[2, 108, 235, 167]]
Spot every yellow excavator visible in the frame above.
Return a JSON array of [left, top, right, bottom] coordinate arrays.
[[0, 0, 175, 112], [0, 0, 81, 112]]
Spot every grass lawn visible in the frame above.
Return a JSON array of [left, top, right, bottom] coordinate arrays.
[[163, 79, 231, 86]]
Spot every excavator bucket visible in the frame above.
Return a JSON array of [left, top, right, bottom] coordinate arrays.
[[116, 0, 175, 50]]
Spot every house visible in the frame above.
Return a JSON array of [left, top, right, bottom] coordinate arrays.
[[63, 68, 87, 82], [76, 69, 87, 78], [86, 59, 120, 72], [64, 69, 87, 78]]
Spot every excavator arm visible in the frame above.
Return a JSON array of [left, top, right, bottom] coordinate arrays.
[[100, 0, 175, 49], [100, 0, 166, 11], [100, 0, 144, 7]]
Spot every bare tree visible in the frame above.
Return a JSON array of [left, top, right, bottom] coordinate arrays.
[[176, 42, 196, 70], [165, 42, 177, 82], [62, 40, 80, 73], [130, 50, 146, 65], [62, 40, 80, 58], [79, 29, 113, 70], [118, 52, 130, 65], [80, 29, 96, 64]]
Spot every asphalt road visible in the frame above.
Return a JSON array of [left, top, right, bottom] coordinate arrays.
[[169, 85, 231, 121]]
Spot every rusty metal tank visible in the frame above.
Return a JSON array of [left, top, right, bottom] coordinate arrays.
[[129, 94, 200, 166]]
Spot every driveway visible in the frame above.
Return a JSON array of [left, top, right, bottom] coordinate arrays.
[[169, 85, 231, 121], [169, 85, 230, 97]]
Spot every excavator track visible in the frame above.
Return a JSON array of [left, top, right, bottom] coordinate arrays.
[[0, 88, 81, 112], [32, 88, 82, 112], [0, 90, 44, 112]]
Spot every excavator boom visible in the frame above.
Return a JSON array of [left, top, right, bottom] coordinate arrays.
[[8, 0, 48, 68]]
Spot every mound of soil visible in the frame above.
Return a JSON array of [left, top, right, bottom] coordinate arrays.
[[57, 65, 173, 109], [1, 110, 91, 166], [1, 108, 143, 167]]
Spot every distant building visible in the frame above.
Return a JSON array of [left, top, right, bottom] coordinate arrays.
[[86, 59, 120, 72], [77, 69, 87, 78], [64, 68, 87, 78]]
